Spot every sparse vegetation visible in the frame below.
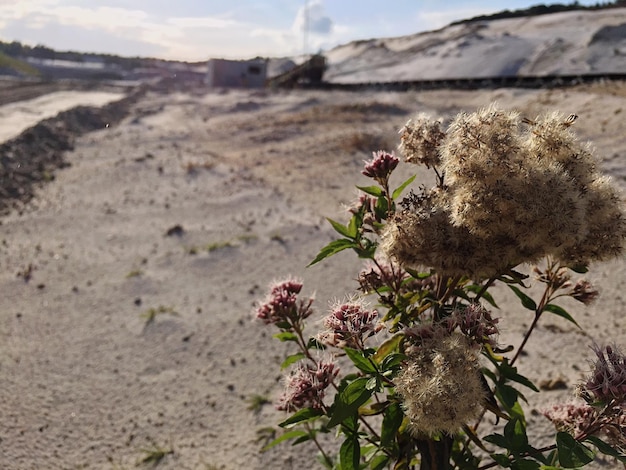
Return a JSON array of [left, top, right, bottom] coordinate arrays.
[[125, 269, 144, 278], [246, 394, 271, 414], [141, 305, 178, 328], [339, 131, 392, 154], [137, 443, 174, 467]]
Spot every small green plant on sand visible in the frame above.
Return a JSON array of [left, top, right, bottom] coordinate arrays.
[[137, 442, 174, 467], [141, 305, 178, 328], [126, 269, 144, 278], [247, 394, 272, 414], [254, 104, 626, 469]]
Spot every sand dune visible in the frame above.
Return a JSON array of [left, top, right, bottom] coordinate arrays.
[[324, 7, 626, 82]]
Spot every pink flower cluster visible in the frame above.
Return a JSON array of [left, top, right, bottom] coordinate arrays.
[[542, 401, 597, 436], [319, 298, 380, 349], [362, 151, 399, 183], [255, 279, 313, 327], [277, 359, 339, 412], [585, 343, 626, 405]]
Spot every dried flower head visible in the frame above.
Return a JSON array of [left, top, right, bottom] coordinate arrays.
[[395, 333, 486, 436], [584, 343, 626, 405], [357, 258, 407, 293], [277, 358, 339, 412], [362, 150, 399, 183], [557, 175, 626, 266], [382, 103, 626, 279], [319, 297, 380, 348], [452, 303, 500, 347], [570, 279, 599, 305], [255, 278, 313, 326], [382, 187, 518, 278], [399, 114, 445, 168]]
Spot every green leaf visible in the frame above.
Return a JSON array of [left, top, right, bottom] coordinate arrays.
[[356, 185, 384, 197], [327, 218, 354, 239], [279, 408, 323, 428], [347, 213, 361, 239], [496, 383, 519, 409], [569, 264, 589, 274], [490, 453, 511, 467], [261, 429, 309, 451], [499, 361, 540, 393], [292, 434, 313, 445], [585, 435, 626, 463], [508, 285, 537, 311], [366, 376, 378, 391], [308, 239, 357, 266], [307, 337, 326, 350], [556, 432, 594, 468], [404, 267, 433, 279], [391, 174, 416, 200], [328, 378, 374, 428], [281, 353, 305, 369], [344, 348, 377, 374], [381, 402, 403, 448], [340, 435, 361, 470], [370, 454, 390, 470], [372, 335, 403, 365], [485, 434, 508, 448], [273, 332, 297, 342], [466, 284, 499, 308], [544, 304, 581, 329], [511, 459, 540, 470], [380, 353, 406, 373], [504, 418, 528, 452]]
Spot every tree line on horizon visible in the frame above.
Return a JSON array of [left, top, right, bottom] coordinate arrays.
[[452, 0, 626, 25]]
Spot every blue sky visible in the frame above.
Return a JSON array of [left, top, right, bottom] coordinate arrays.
[[0, 1, 602, 60]]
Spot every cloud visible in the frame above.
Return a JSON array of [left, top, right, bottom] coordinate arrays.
[[0, 2, 262, 60], [292, 0, 334, 36], [167, 16, 240, 29]]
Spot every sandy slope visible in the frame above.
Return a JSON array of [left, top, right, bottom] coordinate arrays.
[[0, 91, 125, 142], [0, 83, 625, 469], [324, 7, 626, 82]]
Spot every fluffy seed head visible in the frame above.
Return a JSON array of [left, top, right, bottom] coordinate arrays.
[[584, 343, 626, 405], [395, 333, 486, 436], [382, 104, 626, 279], [399, 114, 445, 168]]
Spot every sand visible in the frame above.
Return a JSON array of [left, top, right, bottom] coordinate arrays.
[[0, 83, 625, 469], [0, 91, 126, 142]]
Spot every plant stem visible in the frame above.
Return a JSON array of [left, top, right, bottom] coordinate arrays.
[[474, 276, 497, 302], [511, 281, 551, 366], [305, 422, 333, 467]]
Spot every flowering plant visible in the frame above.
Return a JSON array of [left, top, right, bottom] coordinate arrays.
[[255, 104, 626, 469]]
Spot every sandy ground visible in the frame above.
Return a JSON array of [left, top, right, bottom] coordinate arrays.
[[0, 90, 125, 142], [0, 83, 625, 469]]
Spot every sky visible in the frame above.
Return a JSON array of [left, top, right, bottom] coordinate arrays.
[[0, 0, 603, 61]]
